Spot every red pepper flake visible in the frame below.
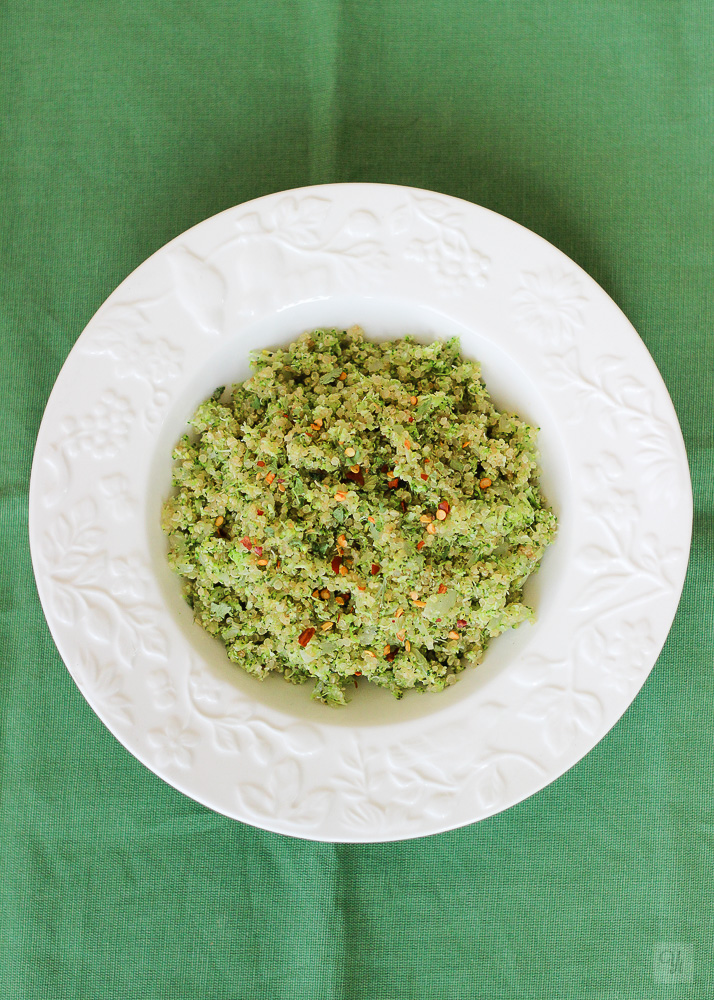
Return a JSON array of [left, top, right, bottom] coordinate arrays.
[[387, 478, 399, 489], [241, 537, 252, 550], [254, 546, 263, 557], [355, 671, 362, 677], [456, 619, 467, 628], [256, 460, 265, 467], [256, 509, 264, 516], [345, 468, 365, 487], [408, 416, 414, 423], [331, 555, 343, 574], [371, 563, 380, 575], [438, 583, 447, 594], [417, 540, 425, 551], [385, 652, 396, 662], [438, 500, 451, 513], [400, 500, 407, 512], [420, 473, 428, 481], [297, 627, 316, 648]]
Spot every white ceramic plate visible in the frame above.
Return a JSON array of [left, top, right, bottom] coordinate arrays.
[[29, 184, 691, 841]]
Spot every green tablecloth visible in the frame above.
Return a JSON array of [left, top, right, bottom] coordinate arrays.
[[2, 2, 711, 997]]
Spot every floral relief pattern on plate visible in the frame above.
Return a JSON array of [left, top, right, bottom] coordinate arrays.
[[183, 191, 491, 321], [168, 246, 228, 337], [83, 302, 184, 428], [73, 652, 134, 727], [513, 269, 683, 506], [186, 655, 323, 764], [331, 739, 459, 830], [236, 758, 333, 829], [40, 498, 169, 666], [513, 648, 605, 759], [400, 196, 490, 290], [513, 269, 587, 348], [42, 390, 135, 508], [147, 716, 200, 769], [99, 474, 136, 522], [221, 195, 390, 318], [545, 350, 683, 505], [575, 457, 681, 616], [330, 701, 545, 831]]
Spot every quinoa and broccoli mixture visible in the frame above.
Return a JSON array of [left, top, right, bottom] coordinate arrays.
[[162, 327, 557, 705]]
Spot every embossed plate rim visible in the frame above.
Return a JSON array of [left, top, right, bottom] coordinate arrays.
[[29, 183, 692, 841]]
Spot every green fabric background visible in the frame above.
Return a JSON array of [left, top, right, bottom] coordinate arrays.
[[1, 1, 711, 997]]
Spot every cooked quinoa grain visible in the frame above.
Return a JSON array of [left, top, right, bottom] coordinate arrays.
[[162, 327, 557, 706]]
